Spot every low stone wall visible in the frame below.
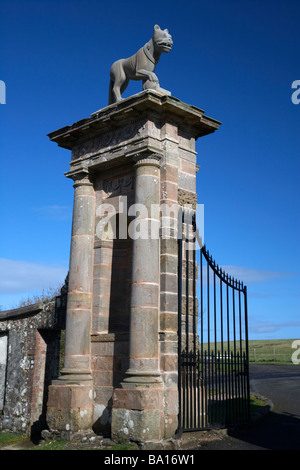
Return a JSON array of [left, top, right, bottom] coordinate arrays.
[[0, 297, 65, 436]]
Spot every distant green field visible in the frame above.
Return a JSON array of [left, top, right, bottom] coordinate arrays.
[[248, 338, 299, 364], [200, 339, 300, 364]]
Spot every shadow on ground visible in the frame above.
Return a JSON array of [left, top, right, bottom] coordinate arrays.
[[196, 410, 300, 450]]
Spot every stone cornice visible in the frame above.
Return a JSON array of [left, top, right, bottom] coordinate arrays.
[[48, 90, 221, 150]]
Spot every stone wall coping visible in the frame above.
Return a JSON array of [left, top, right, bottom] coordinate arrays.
[[48, 90, 221, 150], [0, 302, 44, 321]]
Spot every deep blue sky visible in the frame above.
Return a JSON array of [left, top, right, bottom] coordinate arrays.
[[0, 0, 299, 340]]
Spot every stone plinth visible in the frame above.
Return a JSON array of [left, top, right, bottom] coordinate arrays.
[[47, 90, 220, 441]]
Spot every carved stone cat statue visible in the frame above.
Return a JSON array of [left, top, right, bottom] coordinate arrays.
[[108, 25, 173, 105]]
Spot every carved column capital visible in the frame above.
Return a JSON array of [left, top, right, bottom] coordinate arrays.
[[133, 152, 162, 168], [65, 168, 94, 187]]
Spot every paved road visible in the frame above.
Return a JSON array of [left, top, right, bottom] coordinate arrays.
[[198, 365, 300, 450]]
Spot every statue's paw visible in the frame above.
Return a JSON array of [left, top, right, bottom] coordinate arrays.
[[148, 73, 159, 82], [143, 79, 159, 91]]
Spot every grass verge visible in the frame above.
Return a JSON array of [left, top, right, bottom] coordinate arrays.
[[33, 440, 137, 451], [0, 432, 28, 447]]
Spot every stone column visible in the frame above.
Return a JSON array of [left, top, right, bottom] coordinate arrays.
[[124, 153, 162, 385], [46, 168, 95, 434], [60, 168, 95, 382], [111, 153, 163, 442]]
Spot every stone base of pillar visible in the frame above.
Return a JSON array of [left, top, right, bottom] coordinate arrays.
[[46, 382, 93, 437], [111, 385, 163, 443]]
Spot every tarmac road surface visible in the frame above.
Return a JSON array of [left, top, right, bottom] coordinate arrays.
[[197, 364, 300, 450]]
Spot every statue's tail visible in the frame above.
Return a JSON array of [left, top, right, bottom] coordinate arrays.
[[108, 79, 114, 105]]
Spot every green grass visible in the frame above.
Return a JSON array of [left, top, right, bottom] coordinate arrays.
[[248, 338, 299, 364], [0, 428, 137, 450], [32, 439, 71, 450], [200, 338, 299, 364], [249, 394, 266, 413], [0, 434, 137, 450], [0, 432, 28, 447], [33, 440, 136, 451]]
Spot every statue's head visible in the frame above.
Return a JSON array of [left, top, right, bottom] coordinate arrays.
[[152, 25, 173, 53]]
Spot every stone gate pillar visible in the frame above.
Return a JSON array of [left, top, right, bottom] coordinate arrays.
[[46, 90, 220, 442]]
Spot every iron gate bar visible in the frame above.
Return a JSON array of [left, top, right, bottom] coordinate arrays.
[[244, 285, 250, 422], [200, 246, 204, 428], [177, 235, 182, 434], [177, 217, 250, 433], [186, 240, 189, 354]]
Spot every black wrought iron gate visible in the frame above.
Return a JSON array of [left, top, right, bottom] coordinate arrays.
[[178, 214, 250, 432]]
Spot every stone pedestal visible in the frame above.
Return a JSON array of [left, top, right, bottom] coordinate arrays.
[[46, 90, 220, 441]]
